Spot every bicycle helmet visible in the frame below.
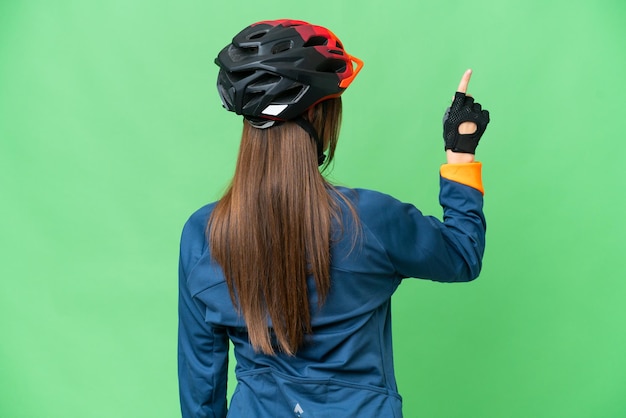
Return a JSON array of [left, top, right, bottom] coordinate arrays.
[[215, 19, 363, 128]]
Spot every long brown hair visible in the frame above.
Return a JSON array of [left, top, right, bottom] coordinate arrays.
[[208, 98, 351, 355]]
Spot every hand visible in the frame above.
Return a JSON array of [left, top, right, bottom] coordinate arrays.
[[443, 69, 490, 156]]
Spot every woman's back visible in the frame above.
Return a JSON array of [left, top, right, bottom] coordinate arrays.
[[180, 178, 485, 417]]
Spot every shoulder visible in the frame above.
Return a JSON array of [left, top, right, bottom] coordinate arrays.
[[182, 202, 217, 235], [332, 186, 423, 243], [333, 186, 428, 250], [334, 186, 416, 220], [334, 186, 404, 208], [179, 202, 218, 274]]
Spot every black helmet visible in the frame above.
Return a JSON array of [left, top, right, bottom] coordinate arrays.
[[215, 19, 363, 128]]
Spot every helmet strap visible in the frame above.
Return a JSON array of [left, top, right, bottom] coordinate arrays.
[[293, 116, 326, 166]]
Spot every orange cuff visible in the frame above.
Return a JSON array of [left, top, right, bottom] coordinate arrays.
[[440, 162, 484, 195]]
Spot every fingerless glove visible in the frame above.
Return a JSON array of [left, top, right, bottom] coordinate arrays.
[[443, 92, 490, 154]]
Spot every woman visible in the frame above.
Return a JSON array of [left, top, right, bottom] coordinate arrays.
[[178, 19, 490, 418]]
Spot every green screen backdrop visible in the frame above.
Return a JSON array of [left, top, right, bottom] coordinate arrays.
[[1, 0, 625, 417]]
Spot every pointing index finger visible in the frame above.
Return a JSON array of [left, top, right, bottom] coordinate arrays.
[[457, 69, 473, 93]]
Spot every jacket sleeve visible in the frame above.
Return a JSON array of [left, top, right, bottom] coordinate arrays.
[[178, 215, 229, 418], [365, 162, 486, 282]]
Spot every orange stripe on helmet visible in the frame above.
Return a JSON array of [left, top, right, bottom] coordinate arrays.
[[339, 55, 364, 89]]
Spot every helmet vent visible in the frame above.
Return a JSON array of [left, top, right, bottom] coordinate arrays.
[[274, 85, 306, 104], [229, 70, 256, 82], [217, 84, 233, 108], [248, 74, 282, 89], [228, 45, 259, 62], [316, 59, 346, 74], [248, 30, 269, 40], [271, 41, 293, 54], [328, 49, 344, 56], [303, 36, 328, 47], [243, 91, 264, 108]]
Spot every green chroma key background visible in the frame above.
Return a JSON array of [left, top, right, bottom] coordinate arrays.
[[1, 0, 625, 417]]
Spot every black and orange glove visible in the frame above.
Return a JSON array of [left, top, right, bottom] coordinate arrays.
[[443, 92, 490, 154]]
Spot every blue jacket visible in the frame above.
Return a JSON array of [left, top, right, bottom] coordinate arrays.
[[178, 163, 486, 418]]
